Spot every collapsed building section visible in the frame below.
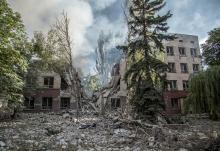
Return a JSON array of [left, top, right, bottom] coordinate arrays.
[[97, 34, 202, 115], [97, 58, 127, 112]]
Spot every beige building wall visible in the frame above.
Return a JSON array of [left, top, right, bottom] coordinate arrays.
[[163, 34, 202, 90], [37, 72, 61, 89], [119, 58, 127, 96]]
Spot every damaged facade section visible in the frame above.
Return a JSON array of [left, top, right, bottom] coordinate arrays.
[[97, 58, 127, 111], [24, 72, 78, 112], [98, 34, 202, 115]]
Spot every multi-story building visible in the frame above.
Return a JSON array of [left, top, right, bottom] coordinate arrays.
[[163, 34, 202, 115], [105, 33, 202, 115], [23, 72, 78, 112]]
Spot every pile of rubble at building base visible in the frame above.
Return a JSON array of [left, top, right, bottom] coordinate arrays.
[[0, 111, 220, 151]]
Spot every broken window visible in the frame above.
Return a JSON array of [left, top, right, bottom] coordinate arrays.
[[61, 97, 70, 109], [182, 80, 189, 91], [166, 46, 174, 56], [168, 62, 176, 73], [42, 97, 52, 109], [190, 41, 194, 44], [61, 77, 68, 90], [24, 97, 35, 109], [193, 64, 199, 72], [111, 98, 120, 109], [167, 80, 177, 91], [180, 63, 188, 73], [171, 98, 179, 109], [190, 48, 197, 57], [179, 47, 186, 56], [44, 77, 54, 88], [179, 40, 183, 42], [26, 76, 34, 87]]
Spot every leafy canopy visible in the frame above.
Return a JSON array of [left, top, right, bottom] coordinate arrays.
[[0, 0, 28, 106], [185, 66, 220, 120], [202, 27, 220, 66]]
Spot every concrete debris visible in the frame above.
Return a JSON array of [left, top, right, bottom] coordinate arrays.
[[46, 126, 62, 136], [0, 112, 219, 151], [78, 123, 96, 129], [0, 141, 6, 147], [62, 113, 70, 119]]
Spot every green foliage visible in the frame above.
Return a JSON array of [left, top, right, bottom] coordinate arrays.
[[26, 31, 68, 88], [123, 0, 174, 116], [185, 66, 220, 120], [82, 74, 101, 94], [202, 27, 220, 66], [0, 0, 29, 107]]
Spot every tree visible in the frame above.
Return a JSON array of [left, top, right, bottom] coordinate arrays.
[[122, 0, 173, 117], [82, 74, 101, 95], [202, 27, 220, 66], [52, 12, 82, 120], [0, 0, 29, 108], [185, 66, 220, 120], [26, 31, 67, 89]]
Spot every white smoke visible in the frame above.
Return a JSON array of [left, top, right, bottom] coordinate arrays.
[[8, 0, 126, 73], [90, 0, 118, 10], [8, 0, 93, 57]]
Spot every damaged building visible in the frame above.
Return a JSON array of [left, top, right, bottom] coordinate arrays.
[[99, 34, 201, 115], [163, 34, 201, 115], [97, 58, 127, 112], [23, 71, 81, 112]]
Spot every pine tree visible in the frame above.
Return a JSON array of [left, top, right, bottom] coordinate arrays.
[[123, 0, 174, 117]]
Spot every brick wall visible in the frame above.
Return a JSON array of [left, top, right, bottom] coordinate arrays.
[[163, 90, 188, 115]]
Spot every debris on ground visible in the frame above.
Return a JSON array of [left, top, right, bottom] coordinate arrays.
[[0, 111, 220, 151]]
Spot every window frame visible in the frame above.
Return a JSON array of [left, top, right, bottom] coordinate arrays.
[[166, 46, 174, 56], [42, 97, 53, 109], [60, 97, 70, 109], [179, 47, 186, 56], [180, 63, 188, 73], [182, 80, 189, 91], [171, 98, 179, 109], [190, 48, 197, 57], [43, 77, 54, 88], [24, 97, 35, 109], [193, 64, 199, 72], [168, 62, 176, 73], [167, 80, 177, 91]]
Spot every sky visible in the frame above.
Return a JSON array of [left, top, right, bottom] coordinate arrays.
[[8, 0, 220, 74]]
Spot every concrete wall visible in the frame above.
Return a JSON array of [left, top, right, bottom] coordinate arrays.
[[119, 58, 127, 97], [37, 72, 61, 89], [163, 34, 201, 90], [163, 34, 202, 115], [24, 72, 75, 112]]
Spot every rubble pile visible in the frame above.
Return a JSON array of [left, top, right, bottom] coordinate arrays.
[[0, 112, 220, 151]]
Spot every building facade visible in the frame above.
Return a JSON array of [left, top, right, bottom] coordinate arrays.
[[163, 34, 202, 115], [24, 72, 77, 112], [106, 33, 202, 115]]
